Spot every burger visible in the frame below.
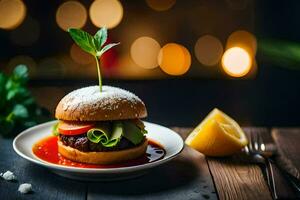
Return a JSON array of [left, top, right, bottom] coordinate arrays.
[[53, 85, 148, 165]]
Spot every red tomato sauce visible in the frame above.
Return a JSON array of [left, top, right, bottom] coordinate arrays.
[[32, 136, 165, 168]]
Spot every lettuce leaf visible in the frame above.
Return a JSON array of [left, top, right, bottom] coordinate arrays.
[[85, 120, 147, 147], [122, 121, 145, 145], [52, 122, 59, 136], [87, 122, 123, 147]]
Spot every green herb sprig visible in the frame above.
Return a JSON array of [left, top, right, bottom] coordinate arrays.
[[68, 27, 120, 92], [0, 65, 50, 137]]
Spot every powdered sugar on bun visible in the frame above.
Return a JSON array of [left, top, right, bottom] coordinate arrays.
[[55, 86, 147, 121]]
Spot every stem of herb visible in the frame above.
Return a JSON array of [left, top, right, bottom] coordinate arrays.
[[94, 56, 102, 92]]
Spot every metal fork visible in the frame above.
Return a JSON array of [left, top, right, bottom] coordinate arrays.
[[246, 131, 300, 199], [244, 131, 276, 199], [256, 133, 300, 197]]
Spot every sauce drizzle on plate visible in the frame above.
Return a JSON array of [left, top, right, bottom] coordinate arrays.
[[32, 136, 165, 168]]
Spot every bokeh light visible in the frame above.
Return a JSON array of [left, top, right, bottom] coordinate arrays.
[[226, 30, 257, 56], [117, 53, 166, 79], [194, 35, 223, 66], [158, 43, 191, 76], [70, 43, 94, 65], [0, 0, 26, 30], [89, 0, 123, 29], [146, 0, 176, 11], [222, 47, 252, 77], [56, 1, 87, 31], [130, 36, 161, 69], [10, 17, 40, 46]]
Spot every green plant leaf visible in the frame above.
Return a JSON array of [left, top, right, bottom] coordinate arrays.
[[5, 112, 14, 122], [12, 104, 28, 118], [94, 27, 107, 51], [68, 28, 97, 56], [6, 89, 18, 100], [97, 43, 120, 57], [0, 65, 50, 137], [5, 78, 17, 90], [68, 28, 119, 93], [13, 64, 28, 80], [6, 87, 30, 101]]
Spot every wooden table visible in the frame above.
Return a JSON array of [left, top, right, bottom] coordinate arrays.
[[0, 127, 299, 200]]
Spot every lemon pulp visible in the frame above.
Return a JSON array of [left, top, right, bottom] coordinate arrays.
[[185, 108, 248, 157]]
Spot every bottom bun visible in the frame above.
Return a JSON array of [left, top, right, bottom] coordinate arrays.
[[58, 139, 148, 165]]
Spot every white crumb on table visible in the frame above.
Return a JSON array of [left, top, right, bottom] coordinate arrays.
[[18, 183, 32, 194], [0, 171, 16, 181]]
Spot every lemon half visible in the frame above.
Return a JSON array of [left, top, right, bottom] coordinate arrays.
[[185, 108, 248, 156]]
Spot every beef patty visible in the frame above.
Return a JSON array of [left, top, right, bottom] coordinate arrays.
[[59, 134, 145, 152]]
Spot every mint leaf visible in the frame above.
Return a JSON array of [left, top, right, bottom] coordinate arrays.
[[13, 65, 28, 80], [94, 27, 107, 51], [12, 104, 28, 118], [6, 87, 30, 101], [68, 28, 119, 93], [68, 28, 97, 56], [6, 89, 18, 100], [0, 65, 50, 137], [97, 43, 120, 57]]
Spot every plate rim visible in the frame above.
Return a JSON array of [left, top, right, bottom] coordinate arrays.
[[13, 120, 184, 174]]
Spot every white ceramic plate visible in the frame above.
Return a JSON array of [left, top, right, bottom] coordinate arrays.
[[13, 121, 184, 181]]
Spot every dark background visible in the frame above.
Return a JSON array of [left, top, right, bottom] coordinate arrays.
[[1, 0, 300, 127]]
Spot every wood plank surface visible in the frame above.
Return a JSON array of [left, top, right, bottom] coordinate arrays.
[[207, 128, 272, 200], [3, 127, 299, 200], [272, 128, 300, 178], [88, 127, 217, 200], [0, 138, 87, 200]]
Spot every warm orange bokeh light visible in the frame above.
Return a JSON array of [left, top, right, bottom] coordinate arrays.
[[226, 30, 257, 56], [70, 43, 94, 65], [89, 0, 123, 29], [222, 47, 252, 77], [146, 0, 176, 11], [116, 53, 165, 79], [56, 1, 87, 31], [158, 43, 191, 76], [0, 0, 26, 30], [130, 36, 161, 69], [194, 35, 223, 66]]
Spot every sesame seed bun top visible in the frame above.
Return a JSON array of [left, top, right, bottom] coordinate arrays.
[[55, 86, 147, 121]]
